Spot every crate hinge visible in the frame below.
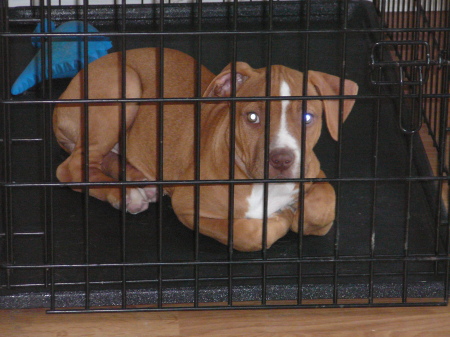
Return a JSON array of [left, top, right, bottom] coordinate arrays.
[[438, 49, 449, 68]]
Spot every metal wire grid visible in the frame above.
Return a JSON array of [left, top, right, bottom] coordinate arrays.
[[1, 0, 449, 312], [375, 0, 450, 175], [374, 3, 450, 300]]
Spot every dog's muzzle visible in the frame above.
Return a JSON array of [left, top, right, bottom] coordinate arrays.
[[269, 148, 296, 178]]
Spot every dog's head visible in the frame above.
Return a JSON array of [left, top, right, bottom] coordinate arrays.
[[203, 62, 358, 179]]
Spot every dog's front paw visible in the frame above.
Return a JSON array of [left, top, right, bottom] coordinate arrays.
[[303, 221, 334, 236], [125, 187, 156, 214], [106, 186, 158, 214], [126, 189, 148, 214], [142, 186, 158, 203]]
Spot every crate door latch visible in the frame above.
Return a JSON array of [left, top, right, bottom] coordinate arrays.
[[370, 41, 431, 134]]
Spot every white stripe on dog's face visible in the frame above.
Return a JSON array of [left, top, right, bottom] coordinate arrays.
[[244, 80, 302, 219], [272, 80, 300, 173]]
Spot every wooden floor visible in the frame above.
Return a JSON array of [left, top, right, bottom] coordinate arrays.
[[2, 304, 450, 337]]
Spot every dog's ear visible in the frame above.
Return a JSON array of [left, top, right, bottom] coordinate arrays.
[[204, 62, 254, 97], [308, 71, 359, 141]]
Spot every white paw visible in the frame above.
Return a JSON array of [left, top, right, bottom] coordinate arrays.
[[142, 186, 158, 203], [126, 188, 150, 214]]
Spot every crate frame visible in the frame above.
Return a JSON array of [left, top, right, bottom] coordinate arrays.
[[1, 0, 450, 313]]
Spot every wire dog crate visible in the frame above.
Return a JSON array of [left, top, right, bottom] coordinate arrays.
[[1, 0, 449, 312]]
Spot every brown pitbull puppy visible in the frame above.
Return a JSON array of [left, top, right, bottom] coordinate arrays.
[[54, 48, 358, 251]]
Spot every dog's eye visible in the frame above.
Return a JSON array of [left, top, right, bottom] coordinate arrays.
[[304, 112, 313, 125], [247, 111, 260, 124]]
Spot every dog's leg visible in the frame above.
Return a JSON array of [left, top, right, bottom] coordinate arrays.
[[55, 102, 143, 212], [100, 150, 158, 213], [54, 64, 150, 212], [290, 178, 336, 236], [55, 111, 155, 214], [56, 145, 124, 209], [176, 209, 293, 252]]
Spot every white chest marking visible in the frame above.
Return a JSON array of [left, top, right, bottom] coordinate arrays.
[[245, 183, 298, 219]]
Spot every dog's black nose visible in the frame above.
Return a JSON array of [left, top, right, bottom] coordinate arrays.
[[269, 148, 294, 172]]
